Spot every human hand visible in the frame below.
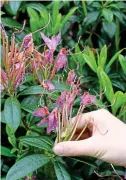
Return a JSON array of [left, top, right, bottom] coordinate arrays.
[[53, 109, 126, 167]]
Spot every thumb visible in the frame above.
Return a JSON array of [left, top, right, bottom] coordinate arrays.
[[53, 137, 98, 157]]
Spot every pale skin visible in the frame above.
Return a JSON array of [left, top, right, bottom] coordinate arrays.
[[53, 109, 126, 167]]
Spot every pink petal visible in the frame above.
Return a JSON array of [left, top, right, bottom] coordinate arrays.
[[55, 48, 67, 71], [81, 92, 96, 105], [41, 32, 61, 52], [23, 34, 33, 48], [44, 80, 55, 90], [66, 70, 76, 84], [37, 118, 49, 127], [33, 107, 49, 117]]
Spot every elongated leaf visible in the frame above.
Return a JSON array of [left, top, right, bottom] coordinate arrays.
[[83, 53, 97, 73], [112, 91, 126, 115], [4, 0, 21, 15], [106, 48, 125, 70], [68, 157, 98, 168], [6, 125, 17, 148], [19, 86, 49, 96], [61, 7, 78, 28], [98, 45, 107, 68], [1, 111, 6, 123], [119, 54, 126, 73], [84, 11, 100, 26], [53, 82, 70, 92], [53, 160, 71, 180], [52, 0, 60, 25], [102, 9, 113, 22], [102, 21, 116, 38], [6, 154, 50, 180], [4, 97, 21, 132], [20, 136, 53, 151], [27, 7, 40, 31], [21, 104, 35, 113], [1, 17, 22, 28], [1, 146, 15, 157], [97, 67, 114, 103]]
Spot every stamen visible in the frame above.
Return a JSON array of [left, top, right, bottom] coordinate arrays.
[[68, 36, 82, 52], [111, 164, 122, 180], [13, 20, 26, 35]]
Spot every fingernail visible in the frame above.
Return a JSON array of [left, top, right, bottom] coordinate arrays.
[[53, 145, 63, 156]]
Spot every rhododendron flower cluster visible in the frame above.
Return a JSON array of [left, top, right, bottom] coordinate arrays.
[[33, 69, 96, 141], [1, 25, 96, 141]]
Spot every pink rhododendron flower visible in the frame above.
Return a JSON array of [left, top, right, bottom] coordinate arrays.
[[42, 49, 53, 65], [56, 91, 76, 111], [23, 34, 34, 55], [37, 108, 58, 134], [55, 48, 68, 71], [66, 70, 76, 85], [43, 80, 55, 90], [0, 69, 8, 90], [81, 92, 96, 105], [41, 32, 61, 52], [33, 106, 49, 117], [23, 34, 33, 48]]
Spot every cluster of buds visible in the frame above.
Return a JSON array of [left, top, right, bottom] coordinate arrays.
[[33, 69, 96, 141], [0, 21, 35, 95], [31, 32, 68, 91]]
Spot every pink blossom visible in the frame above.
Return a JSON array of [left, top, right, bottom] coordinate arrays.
[[0, 69, 8, 90], [55, 48, 68, 71], [43, 80, 55, 90], [41, 32, 61, 52], [1, 69, 8, 82], [23, 34, 34, 55], [42, 49, 53, 65], [66, 70, 76, 85], [56, 91, 76, 111], [33, 107, 49, 117], [37, 108, 58, 134], [23, 34, 33, 48], [81, 92, 96, 106]]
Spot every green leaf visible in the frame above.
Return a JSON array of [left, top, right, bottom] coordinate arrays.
[[20, 136, 53, 151], [53, 82, 70, 92], [69, 157, 98, 168], [53, 160, 71, 180], [6, 154, 50, 180], [83, 51, 97, 73], [6, 125, 17, 148], [1, 111, 6, 123], [102, 9, 113, 22], [1, 17, 22, 29], [113, 11, 126, 25], [4, 1, 21, 15], [19, 86, 49, 96], [102, 21, 116, 38], [97, 67, 114, 103], [4, 97, 21, 132], [84, 11, 100, 26], [98, 45, 107, 68], [1, 146, 15, 157], [106, 49, 125, 70], [119, 54, 126, 73], [112, 91, 126, 115], [21, 104, 35, 113], [27, 7, 40, 31], [61, 7, 78, 28], [52, 0, 60, 25]]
